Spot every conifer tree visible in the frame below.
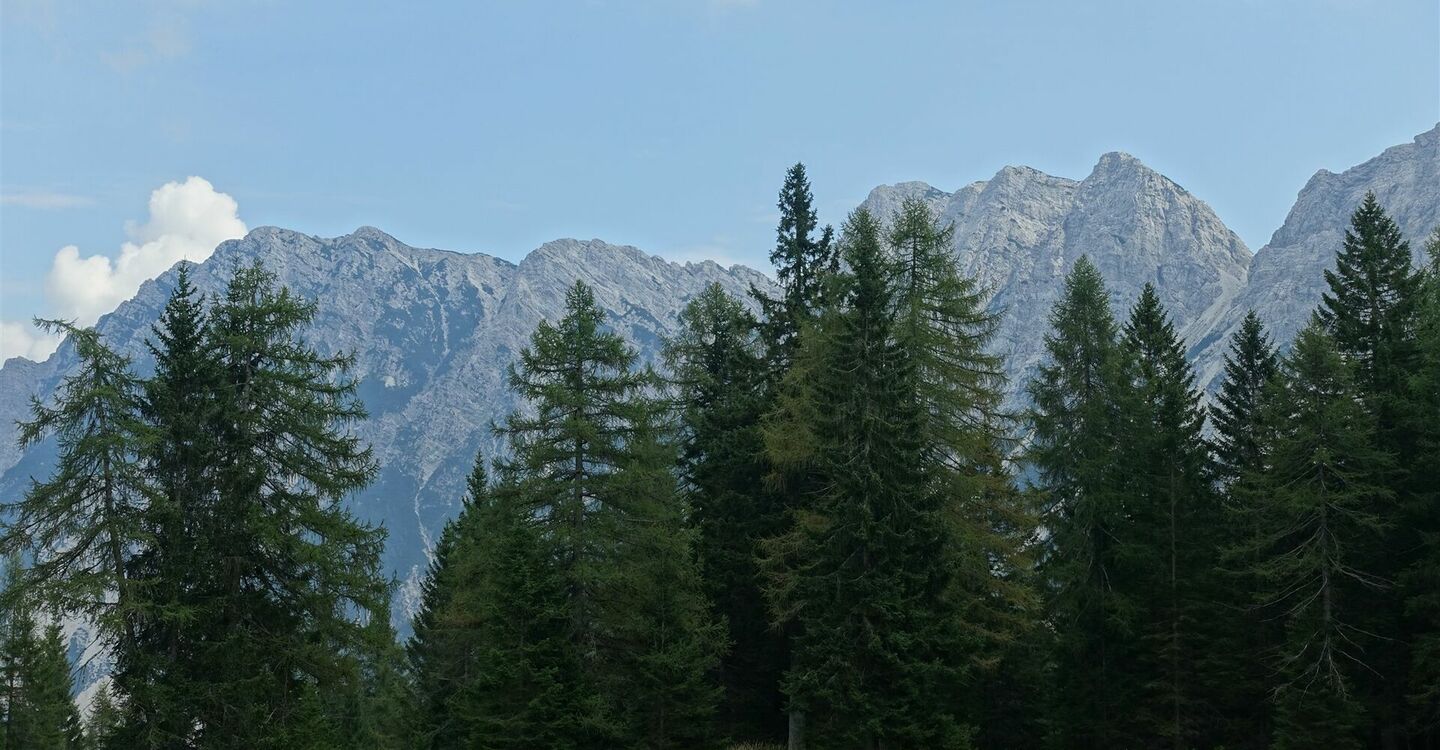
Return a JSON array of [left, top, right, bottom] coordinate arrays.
[[751, 163, 837, 374], [1025, 256, 1141, 747], [887, 198, 1041, 740], [0, 580, 83, 750], [1210, 310, 1279, 486], [1317, 195, 1421, 741], [1405, 228, 1440, 735], [1245, 319, 1391, 750], [1207, 310, 1282, 748], [84, 684, 123, 750], [124, 262, 219, 744], [603, 417, 725, 749], [496, 280, 721, 747], [408, 453, 490, 748], [1118, 283, 1218, 746], [662, 283, 781, 742], [1318, 193, 1421, 403], [184, 261, 390, 747], [442, 468, 591, 750], [765, 210, 971, 748], [0, 320, 147, 690]]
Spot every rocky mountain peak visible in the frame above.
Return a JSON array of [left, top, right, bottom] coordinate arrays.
[[1187, 122, 1440, 389]]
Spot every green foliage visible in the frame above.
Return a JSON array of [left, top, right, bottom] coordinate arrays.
[[1245, 320, 1391, 749], [1318, 195, 1424, 741], [407, 453, 488, 748], [1, 320, 148, 660], [1026, 256, 1140, 747], [1, 569, 84, 750], [750, 162, 836, 374], [1117, 284, 1221, 744], [887, 198, 1041, 744], [663, 284, 782, 743], [490, 280, 722, 748], [765, 210, 974, 748], [1208, 310, 1283, 748], [1210, 310, 1280, 485], [83, 684, 123, 750], [1404, 227, 1440, 731]]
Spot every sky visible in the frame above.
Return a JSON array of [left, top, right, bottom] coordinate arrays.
[[2, 0, 1438, 360]]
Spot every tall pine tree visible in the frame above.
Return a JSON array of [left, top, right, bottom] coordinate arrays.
[[1244, 319, 1392, 750], [751, 163, 837, 375], [1118, 283, 1219, 747], [0, 320, 148, 703], [1404, 227, 1440, 739], [185, 261, 390, 748], [1207, 309, 1281, 748], [764, 209, 972, 748], [662, 283, 782, 743], [1210, 310, 1280, 486], [1317, 195, 1422, 744], [886, 198, 1041, 743], [1026, 256, 1141, 748], [123, 262, 219, 745], [496, 280, 721, 748], [408, 453, 491, 749]]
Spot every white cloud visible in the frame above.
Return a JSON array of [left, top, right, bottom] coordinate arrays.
[[0, 176, 247, 368], [45, 176, 246, 327], [0, 321, 63, 364]]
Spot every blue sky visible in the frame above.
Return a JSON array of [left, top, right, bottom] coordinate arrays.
[[2, 0, 1438, 358]]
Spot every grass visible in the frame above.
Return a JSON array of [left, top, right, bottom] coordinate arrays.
[[727, 745, 785, 750]]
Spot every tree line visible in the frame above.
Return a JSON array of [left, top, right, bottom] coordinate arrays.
[[1, 166, 1437, 749]]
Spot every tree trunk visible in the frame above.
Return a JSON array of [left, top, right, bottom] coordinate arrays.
[[788, 710, 806, 750]]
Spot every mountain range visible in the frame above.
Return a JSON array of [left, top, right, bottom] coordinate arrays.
[[2, 123, 1436, 623]]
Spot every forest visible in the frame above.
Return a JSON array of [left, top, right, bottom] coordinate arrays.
[[1, 164, 1438, 750]]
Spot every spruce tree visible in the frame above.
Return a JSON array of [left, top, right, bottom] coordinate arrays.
[[1246, 320, 1391, 750], [441, 467, 591, 750], [84, 684, 123, 750], [1207, 310, 1282, 748], [750, 162, 837, 375], [124, 262, 219, 745], [1118, 283, 1218, 746], [764, 209, 971, 748], [662, 283, 781, 742], [0, 585, 83, 750], [184, 261, 390, 747], [1317, 195, 1422, 742], [1405, 228, 1440, 736], [1210, 310, 1279, 486], [603, 416, 725, 749], [1318, 193, 1421, 402], [408, 453, 490, 748], [1026, 256, 1140, 747]]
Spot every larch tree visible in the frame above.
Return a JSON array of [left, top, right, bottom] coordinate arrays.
[[886, 198, 1041, 742], [496, 280, 721, 748]]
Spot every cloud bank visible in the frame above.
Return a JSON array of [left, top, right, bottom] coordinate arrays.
[[0, 177, 245, 365]]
